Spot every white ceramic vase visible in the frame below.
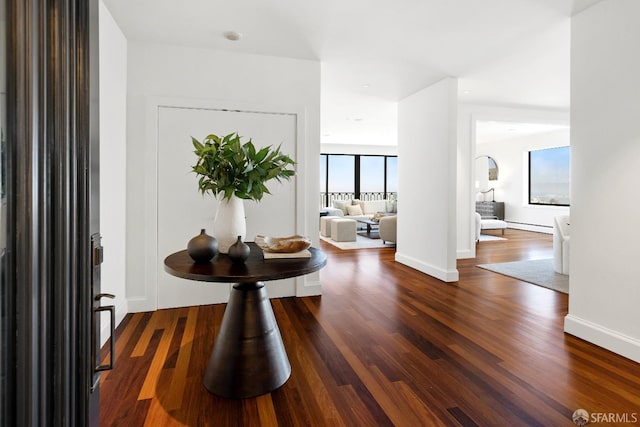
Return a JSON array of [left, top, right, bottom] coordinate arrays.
[[213, 195, 246, 254]]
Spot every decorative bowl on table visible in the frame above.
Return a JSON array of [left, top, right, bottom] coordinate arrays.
[[254, 235, 311, 253]]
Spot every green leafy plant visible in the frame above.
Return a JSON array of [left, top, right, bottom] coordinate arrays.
[[191, 132, 296, 202]]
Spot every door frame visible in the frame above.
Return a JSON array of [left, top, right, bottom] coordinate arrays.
[[125, 97, 318, 313], [2, 0, 101, 424]]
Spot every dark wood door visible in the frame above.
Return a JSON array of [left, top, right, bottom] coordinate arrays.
[[1, 0, 101, 425]]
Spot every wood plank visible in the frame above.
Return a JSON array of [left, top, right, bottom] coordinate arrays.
[[272, 299, 346, 426], [100, 311, 145, 382], [137, 310, 181, 400], [131, 310, 162, 357], [164, 306, 199, 411], [254, 394, 279, 426], [100, 229, 640, 426]]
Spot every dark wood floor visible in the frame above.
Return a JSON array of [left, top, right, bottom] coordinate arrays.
[[100, 229, 640, 426]]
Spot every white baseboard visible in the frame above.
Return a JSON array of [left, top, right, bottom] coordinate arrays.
[[127, 296, 155, 313], [127, 280, 321, 314], [395, 252, 459, 282], [296, 279, 322, 297], [507, 222, 553, 234], [100, 299, 128, 347], [457, 248, 475, 259], [564, 314, 640, 363]]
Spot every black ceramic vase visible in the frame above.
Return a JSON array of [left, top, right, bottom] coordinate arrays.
[[228, 235, 250, 264], [187, 229, 219, 263]]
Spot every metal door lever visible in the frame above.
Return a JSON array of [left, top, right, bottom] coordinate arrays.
[[94, 293, 116, 372]]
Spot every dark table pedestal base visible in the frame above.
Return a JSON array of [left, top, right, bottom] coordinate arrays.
[[203, 281, 291, 399]]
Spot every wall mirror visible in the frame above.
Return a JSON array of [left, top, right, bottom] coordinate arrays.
[[475, 155, 498, 192]]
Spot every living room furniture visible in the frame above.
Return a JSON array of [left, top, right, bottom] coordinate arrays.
[[475, 201, 505, 220], [481, 218, 507, 235], [323, 199, 396, 221], [475, 212, 507, 237], [164, 244, 327, 398], [378, 215, 397, 244], [331, 218, 357, 242], [356, 218, 379, 237], [553, 215, 570, 275], [320, 215, 340, 237]]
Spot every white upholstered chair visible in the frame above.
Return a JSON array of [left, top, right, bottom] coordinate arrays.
[[475, 211, 507, 239], [553, 215, 570, 275], [378, 215, 397, 244]]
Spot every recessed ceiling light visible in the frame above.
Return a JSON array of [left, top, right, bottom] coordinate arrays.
[[362, 84, 371, 88], [463, 90, 471, 95], [223, 31, 242, 41]]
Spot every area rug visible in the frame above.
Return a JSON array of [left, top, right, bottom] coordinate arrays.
[[477, 258, 569, 294], [319, 234, 395, 250]]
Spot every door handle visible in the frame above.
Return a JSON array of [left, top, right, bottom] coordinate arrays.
[[94, 293, 116, 372]]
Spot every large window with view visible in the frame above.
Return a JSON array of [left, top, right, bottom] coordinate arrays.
[[360, 156, 385, 196], [326, 154, 355, 201], [386, 156, 398, 195], [320, 154, 397, 208], [528, 146, 570, 206]]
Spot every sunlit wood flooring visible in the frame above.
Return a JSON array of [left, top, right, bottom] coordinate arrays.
[[100, 229, 640, 426]]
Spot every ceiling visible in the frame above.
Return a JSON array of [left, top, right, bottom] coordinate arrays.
[[476, 121, 569, 144], [102, 0, 601, 146]]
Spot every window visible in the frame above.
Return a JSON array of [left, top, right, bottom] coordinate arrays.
[[386, 156, 398, 193], [360, 156, 385, 193], [319, 154, 397, 207], [327, 155, 355, 194], [528, 146, 570, 206], [319, 154, 327, 192]]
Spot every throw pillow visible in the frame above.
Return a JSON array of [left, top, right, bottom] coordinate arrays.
[[346, 204, 363, 216], [364, 200, 387, 214], [332, 199, 351, 215]]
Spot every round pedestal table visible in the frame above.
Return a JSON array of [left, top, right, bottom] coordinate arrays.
[[164, 243, 326, 399]]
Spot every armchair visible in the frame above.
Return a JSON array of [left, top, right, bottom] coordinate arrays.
[[553, 215, 570, 275], [379, 215, 397, 244]]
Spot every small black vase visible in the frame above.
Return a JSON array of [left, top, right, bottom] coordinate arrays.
[[187, 229, 219, 263], [228, 235, 250, 264]]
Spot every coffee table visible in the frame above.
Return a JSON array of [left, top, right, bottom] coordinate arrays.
[[164, 243, 327, 398], [356, 218, 380, 237]]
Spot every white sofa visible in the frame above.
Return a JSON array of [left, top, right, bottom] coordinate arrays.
[[324, 199, 396, 220], [553, 215, 570, 275]]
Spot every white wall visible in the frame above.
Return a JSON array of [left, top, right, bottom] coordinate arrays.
[[457, 105, 569, 259], [156, 107, 299, 309], [98, 0, 128, 344], [125, 42, 321, 312], [565, 0, 640, 362], [397, 78, 458, 282], [477, 129, 570, 233]]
